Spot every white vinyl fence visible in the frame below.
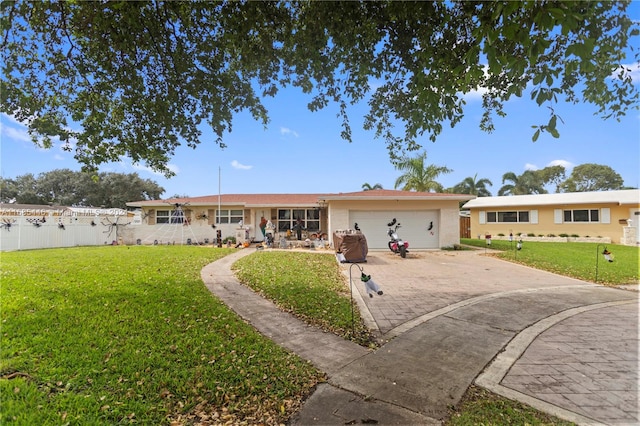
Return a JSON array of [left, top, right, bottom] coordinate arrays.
[[0, 206, 132, 252]]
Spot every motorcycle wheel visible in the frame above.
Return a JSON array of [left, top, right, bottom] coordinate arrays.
[[400, 245, 407, 258], [388, 241, 395, 253]]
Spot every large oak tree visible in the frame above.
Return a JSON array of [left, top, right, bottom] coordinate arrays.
[[0, 169, 165, 208], [2, 1, 638, 176]]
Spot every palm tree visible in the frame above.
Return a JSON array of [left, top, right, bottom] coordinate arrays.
[[361, 183, 383, 191], [498, 170, 547, 195], [393, 152, 453, 192], [453, 173, 493, 197]]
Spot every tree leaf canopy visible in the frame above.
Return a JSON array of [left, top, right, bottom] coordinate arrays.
[[2, 1, 638, 176]]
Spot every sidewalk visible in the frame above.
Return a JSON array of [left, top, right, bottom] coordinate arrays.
[[201, 248, 639, 425]]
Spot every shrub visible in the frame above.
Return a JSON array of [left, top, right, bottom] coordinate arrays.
[[571, 234, 580, 238], [546, 234, 556, 237], [222, 236, 237, 244], [559, 233, 569, 237], [527, 233, 535, 237]]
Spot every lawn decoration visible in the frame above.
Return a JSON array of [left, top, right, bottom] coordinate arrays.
[[101, 216, 128, 241], [348, 263, 384, 340], [595, 244, 614, 283], [27, 216, 46, 227], [58, 222, 65, 230], [142, 201, 201, 245], [141, 209, 153, 223], [1, 218, 16, 230], [360, 273, 384, 298]]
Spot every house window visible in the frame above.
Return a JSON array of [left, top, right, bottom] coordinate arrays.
[[216, 209, 243, 224], [156, 209, 187, 224], [277, 208, 320, 232], [156, 210, 171, 224], [563, 209, 600, 223], [486, 211, 530, 223]]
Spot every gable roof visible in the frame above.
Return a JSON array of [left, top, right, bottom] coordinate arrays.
[[127, 189, 474, 208], [462, 189, 640, 209]]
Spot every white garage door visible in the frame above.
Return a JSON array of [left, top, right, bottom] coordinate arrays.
[[349, 210, 440, 249]]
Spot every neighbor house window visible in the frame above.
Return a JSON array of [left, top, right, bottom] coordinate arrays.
[[485, 211, 530, 223], [277, 208, 320, 232], [563, 209, 600, 223], [215, 209, 243, 224]]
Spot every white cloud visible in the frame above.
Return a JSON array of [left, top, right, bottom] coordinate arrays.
[[546, 159, 575, 170], [2, 124, 31, 143], [280, 127, 299, 138], [525, 160, 575, 172], [231, 160, 252, 170], [1, 112, 78, 153], [0, 114, 31, 143]]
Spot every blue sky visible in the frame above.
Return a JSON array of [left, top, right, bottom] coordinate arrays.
[[2, 7, 639, 199]]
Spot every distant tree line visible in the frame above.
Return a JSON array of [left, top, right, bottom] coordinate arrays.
[[0, 169, 164, 209], [362, 153, 630, 196]]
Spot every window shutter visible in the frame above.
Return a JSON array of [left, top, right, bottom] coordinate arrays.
[[479, 211, 486, 224], [554, 209, 562, 224], [530, 210, 538, 224], [601, 208, 610, 224]]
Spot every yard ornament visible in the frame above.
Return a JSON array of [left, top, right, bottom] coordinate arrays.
[[602, 247, 613, 262], [0, 218, 16, 230], [361, 273, 383, 298]]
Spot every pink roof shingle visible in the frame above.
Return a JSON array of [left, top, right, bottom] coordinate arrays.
[[127, 189, 474, 208]]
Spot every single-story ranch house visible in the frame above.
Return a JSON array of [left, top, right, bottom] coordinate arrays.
[[125, 190, 475, 250], [461, 189, 640, 246]]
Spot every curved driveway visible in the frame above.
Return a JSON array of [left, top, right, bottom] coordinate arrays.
[[201, 248, 638, 425]]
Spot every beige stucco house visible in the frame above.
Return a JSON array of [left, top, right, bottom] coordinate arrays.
[[125, 189, 474, 249], [461, 189, 640, 246]]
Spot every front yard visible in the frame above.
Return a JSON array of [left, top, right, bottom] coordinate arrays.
[[4, 241, 632, 424]]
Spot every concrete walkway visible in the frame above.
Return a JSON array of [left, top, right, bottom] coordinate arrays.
[[201, 248, 639, 425]]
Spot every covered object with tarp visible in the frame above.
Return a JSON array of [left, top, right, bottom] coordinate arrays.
[[333, 232, 368, 263]]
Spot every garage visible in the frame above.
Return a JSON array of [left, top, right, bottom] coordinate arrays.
[[350, 210, 440, 250]]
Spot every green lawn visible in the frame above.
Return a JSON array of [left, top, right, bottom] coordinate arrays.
[[232, 251, 376, 346], [461, 238, 639, 286], [1, 246, 324, 425]]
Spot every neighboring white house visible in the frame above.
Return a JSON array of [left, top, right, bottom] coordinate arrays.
[[462, 189, 640, 246], [125, 190, 475, 250]]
